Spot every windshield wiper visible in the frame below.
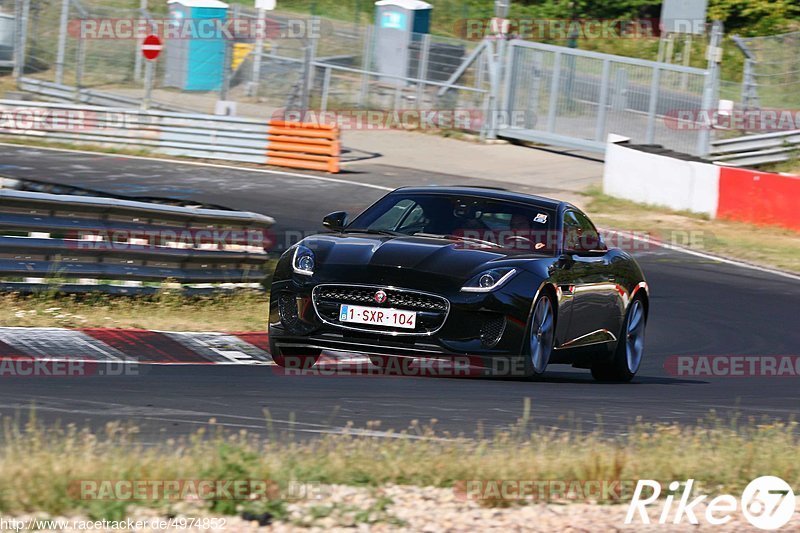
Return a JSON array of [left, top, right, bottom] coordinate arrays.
[[413, 232, 503, 248]]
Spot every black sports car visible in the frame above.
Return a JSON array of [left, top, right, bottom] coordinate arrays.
[[268, 186, 649, 382]]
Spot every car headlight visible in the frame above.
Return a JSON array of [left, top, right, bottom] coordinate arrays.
[[461, 268, 517, 292], [292, 245, 315, 276]]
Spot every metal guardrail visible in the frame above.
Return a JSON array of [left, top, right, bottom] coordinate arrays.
[[0, 188, 275, 294], [18, 77, 193, 113], [0, 99, 342, 172], [710, 130, 800, 167]]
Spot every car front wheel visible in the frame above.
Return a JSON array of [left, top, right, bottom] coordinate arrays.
[[523, 294, 555, 379], [591, 296, 646, 382]]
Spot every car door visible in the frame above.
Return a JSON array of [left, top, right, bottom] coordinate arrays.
[[558, 209, 618, 347]]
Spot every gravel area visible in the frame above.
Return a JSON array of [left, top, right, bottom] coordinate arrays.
[[4, 484, 798, 532]]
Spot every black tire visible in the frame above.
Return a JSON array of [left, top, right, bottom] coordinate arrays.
[[521, 293, 556, 379], [591, 295, 646, 382]]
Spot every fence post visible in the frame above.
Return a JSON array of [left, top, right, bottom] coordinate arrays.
[[594, 59, 611, 142], [247, 7, 266, 97], [220, 4, 238, 102], [142, 59, 154, 110], [546, 51, 562, 133], [320, 66, 331, 114], [54, 0, 70, 85], [13, 0, 31, 83], [697, 21, 723, 157], [645, 67, 661, 144], [415, 33, 430, 109], [133, 0, 148, 82], [358, 24, 373, 108], [74, 31, 85, 102]]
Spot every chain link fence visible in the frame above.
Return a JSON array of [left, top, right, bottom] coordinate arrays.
[[735, 31, 800, 111], [10, 0, 734, 154]]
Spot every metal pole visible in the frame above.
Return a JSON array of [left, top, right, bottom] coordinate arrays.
[[697, 21, 723, 157], [546, 52, 562, 133], [248, 7, 266, 97], [74, 31, 85, 102], [54, 0, 70, 85], [12, 0, 21, 80], [298, 39, 312, 114], [415, 33, 430, 109], [13, 0, 31, 82], [220, 5, 237, 101], [133, 0, 148, 82], [142, 59, 154, 110], [645, 67, 661, 143], [306, 16, 319, 105], [320, 66, 331, 114], [594, 59, 611, 142], [358, 24, 373, 108]]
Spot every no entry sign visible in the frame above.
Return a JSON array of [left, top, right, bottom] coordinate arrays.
[[141, 34, 163, 61]]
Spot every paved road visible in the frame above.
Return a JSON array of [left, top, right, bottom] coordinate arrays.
[[0, 144, 798, 439]]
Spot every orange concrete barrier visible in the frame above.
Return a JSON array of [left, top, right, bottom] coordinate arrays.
[[717, 167, 800, 231], [266, 120, 340, 173]]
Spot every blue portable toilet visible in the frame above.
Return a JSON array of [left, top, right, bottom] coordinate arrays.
[[373, 0, 432, 85], [164, 0, 229, 91]]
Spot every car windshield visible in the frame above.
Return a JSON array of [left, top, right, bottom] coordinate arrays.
[[347, 193, 558, 254]]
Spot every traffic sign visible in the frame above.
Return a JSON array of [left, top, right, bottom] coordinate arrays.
[[141, 34, 163, 61]]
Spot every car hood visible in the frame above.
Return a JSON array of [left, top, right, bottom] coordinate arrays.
[[303, 233, 540, 282]]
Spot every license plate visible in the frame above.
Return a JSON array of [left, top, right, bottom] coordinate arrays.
[[339, 304, 417, 329]]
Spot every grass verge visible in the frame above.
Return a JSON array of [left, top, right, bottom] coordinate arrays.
[[0, 290, 269, 331], [0, 411, 797, 521], [582, 186, 800, 274]]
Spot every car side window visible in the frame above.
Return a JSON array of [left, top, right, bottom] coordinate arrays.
[[370, 199, 415, 231], [397, 204, 426, 232], [563, 210, 602, 252]]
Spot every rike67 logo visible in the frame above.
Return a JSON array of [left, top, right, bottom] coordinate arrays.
[[626, 476, 796, 530]]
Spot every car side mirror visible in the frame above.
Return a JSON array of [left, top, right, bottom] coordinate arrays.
[[322, 211, 348, 231]]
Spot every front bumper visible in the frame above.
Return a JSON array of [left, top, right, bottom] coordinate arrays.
[[268, 276, 536, 358]]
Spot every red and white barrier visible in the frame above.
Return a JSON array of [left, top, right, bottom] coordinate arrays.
[[603, 137, 800, 231]]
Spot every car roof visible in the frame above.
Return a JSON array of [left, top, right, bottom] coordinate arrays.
[[391, 186, 567, 211]]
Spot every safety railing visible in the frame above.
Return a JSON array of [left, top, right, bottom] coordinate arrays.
[[0, 100, 342, 173], [710, 130, 800, 167], [0, 188, 276, 294]]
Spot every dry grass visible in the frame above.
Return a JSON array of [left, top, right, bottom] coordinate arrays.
[[0, 410, 797, 520], [582, 186, 800, 274], [0, 290, 269, 332]]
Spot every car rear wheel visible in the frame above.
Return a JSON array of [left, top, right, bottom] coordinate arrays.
[[524, 294, 555, 379], [591, 296, 646, 382]]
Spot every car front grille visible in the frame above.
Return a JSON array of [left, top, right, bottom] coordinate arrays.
[[312, 284, 449, 335]]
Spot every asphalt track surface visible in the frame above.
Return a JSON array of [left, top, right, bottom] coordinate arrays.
[[0, 144, 798, 439]]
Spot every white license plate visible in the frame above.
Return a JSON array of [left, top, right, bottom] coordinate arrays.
[[339, 304, 417, 329]]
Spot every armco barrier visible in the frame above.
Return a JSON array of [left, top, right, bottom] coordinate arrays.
[[603, 136, 799, 231], [0, 188, 276, 294], [0, 100, 341, 173]]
